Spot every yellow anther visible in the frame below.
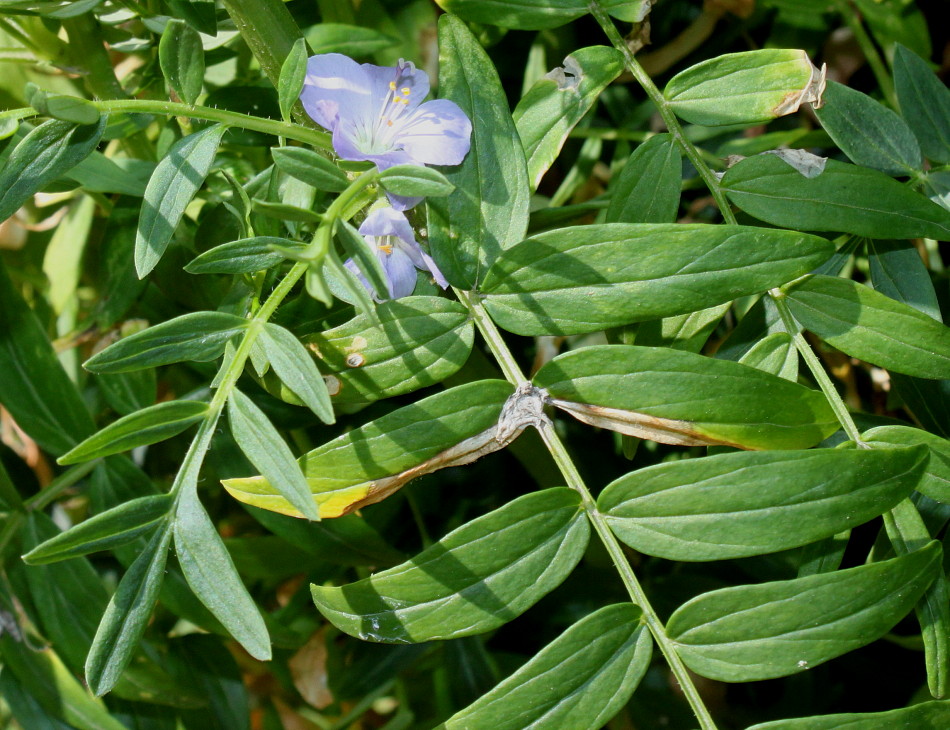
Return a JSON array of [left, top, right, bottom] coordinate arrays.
[[389, 81, 397, 90], [387, 119, 393, 126], [379, 243, 393, 255], [401, 87, 411, 95]]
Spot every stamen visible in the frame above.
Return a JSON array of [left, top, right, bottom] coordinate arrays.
[[379, 242, 394, 255], [389, 81, 397, 91], [401, 87, 411, 95]]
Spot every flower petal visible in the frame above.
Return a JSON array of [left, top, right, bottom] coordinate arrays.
[[363, 58, 430, 115], [301, 53, 374, 132], [395, 99, 473, 166], [358, 207, 418, 243], [381, 247, 418, 299]]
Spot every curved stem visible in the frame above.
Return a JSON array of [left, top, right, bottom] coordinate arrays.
[[0, 100, 332, 150], [460, 291, 719, 730]]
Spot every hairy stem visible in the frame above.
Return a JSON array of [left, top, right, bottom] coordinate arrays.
[[460, 291, 719, 730], [0, 100, 331, 150]]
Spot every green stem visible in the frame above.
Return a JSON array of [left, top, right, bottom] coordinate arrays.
[[25, 460, 101, 512], [459, 291, 719, 730], [771, 289, 865, 444], [0, 101, 332, 150]]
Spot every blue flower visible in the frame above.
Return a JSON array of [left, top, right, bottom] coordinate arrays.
[[301, 53, 472, 210], [345, 207, 448, 300]]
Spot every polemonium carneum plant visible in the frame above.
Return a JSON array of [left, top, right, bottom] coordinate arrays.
[[301, 52, 471, 209], [345, 206, 448, 300], [4, 2, 950, 730]]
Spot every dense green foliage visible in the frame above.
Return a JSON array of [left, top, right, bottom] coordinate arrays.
[[1, 1, 949, 728]]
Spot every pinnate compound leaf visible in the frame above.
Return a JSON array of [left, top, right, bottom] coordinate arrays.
[[815, 81, 922, 175], [783, 275, 950, 379], [534, 345, 838, 450], [862, 425, 950, 503], [58, 400, 207, 464], [598, 446, 928, 561], [260, 323, 334, 423], [427, 14, 529, 289], [228, 388, 319, 521], [85, 526, 172, 696], [0, 118, 106, 223], [174, 489, 271, 660], [439, 603, 651, 730], [135, 124, 227, 278], [605, 133, 682, 224], [159, 18, 204, 106], [514, 46, 624, 190], [721, 155, 950, 239], [311, 488, 590, 643], [302, 296, 474, 406], [747, 699, 950, 729], [272, 146, 349, 192], [894, 44, 950, 164], [667, 541, 942, 682], [664, 49, 824, 127], [22, 495, 172, 565], [480, 223, 832, 336], [185, 236, 307, 274], [223, 380, 514, 518], [433, 0, 647, 30], [84, 311, 249, 374]]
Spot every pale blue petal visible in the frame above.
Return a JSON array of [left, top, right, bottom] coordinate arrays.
[[396, 99, 472, 166], [300, 54, 373, 132], [358, 207, 417, 242], [363, 59, 430, 115], [382, 247, 417, 299]]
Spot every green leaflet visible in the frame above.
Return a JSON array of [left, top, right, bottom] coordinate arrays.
[[379, 165, 454, 198], [223, 380, 513, 518], [22, 495, 172, 565], [783, 275, 950, 379], [58, 400, 208, 464], [272, 146, 349, 192], [83, 311, 249, 373], [738, 331, 798, 381], [227, 389, 319, 521], [159, 18, 204, 106], [301, 296, 474, 406], [868, 238, 942, 323], [259, 322, 334, 423], [480, 223, 833, 336], [862, 425, 950, 503], [173, 489, 271, 661], [514, 45, 624, 190], [747, 699, 950, 728], [605, 133, 682, 224], [667, 541, 942, 682], [427, 14, 529, 288], [598, 446, 928, 561], [433, 0, 647, 29], [0, 117, 106, 223], [439, 604, 651, 729], [311, 488, 590, 643], [894, 44, 950, 164], [0, 258, 95, 455], [185, 236, 307, 274], [277, 38, 307, 123], [815, 81, 922, 175], [533, 345, 838, 450], [304, 22, 398, 57], [664, 49, 824, 127], [135, 124, 227, 277], [721, 155, 950, 239], [85, 526, 173, 696]]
